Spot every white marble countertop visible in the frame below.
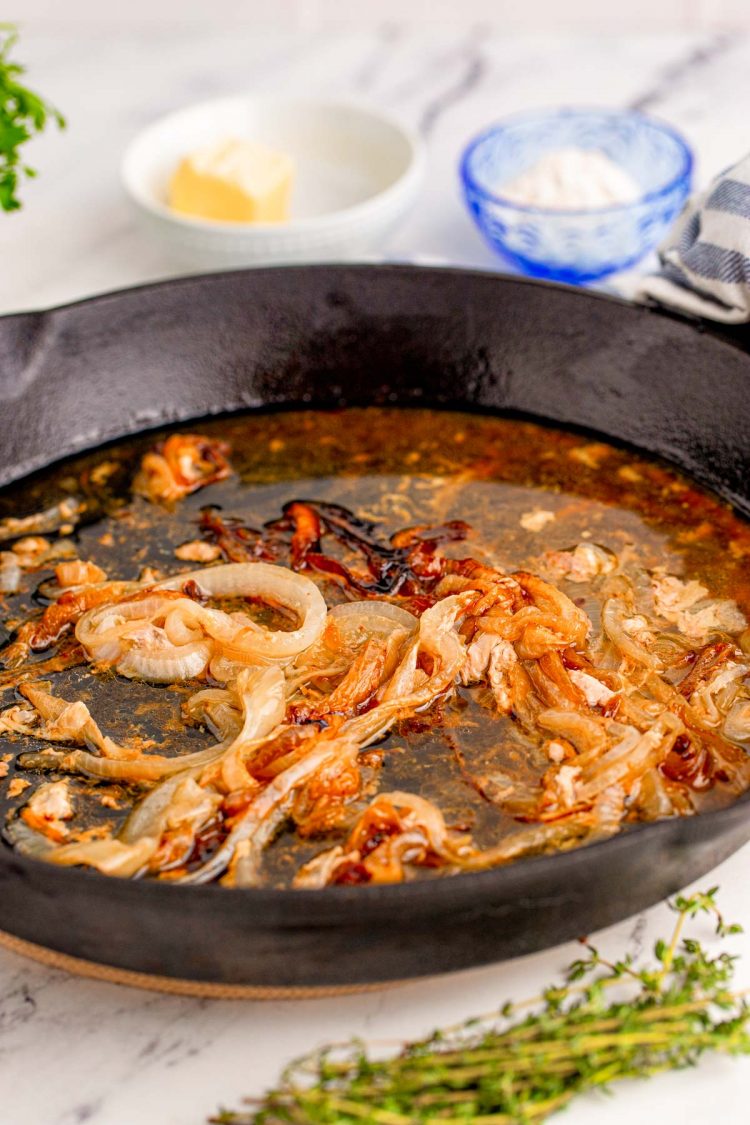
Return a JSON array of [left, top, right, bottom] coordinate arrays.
[[2, 24, 750, 1125]]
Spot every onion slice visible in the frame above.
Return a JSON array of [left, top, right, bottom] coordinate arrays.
[[74, 563, 327, 683], [156, 562, 327, 662], [328, 601, 417, 646]]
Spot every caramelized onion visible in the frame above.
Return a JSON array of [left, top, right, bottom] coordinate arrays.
[[0, 552, 21, 593], [6, 481, 750, 892], [723, 700, 750, 746], [157, 562, 327, 663], [601, 597, 660, 669], [328, 601, 417, 646], [74, 563, 327, 682], [47, 836, 158, 877], [117, 638, 213, 683]]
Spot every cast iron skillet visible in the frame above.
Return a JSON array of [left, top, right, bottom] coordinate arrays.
[[0, 264, 749, 989]]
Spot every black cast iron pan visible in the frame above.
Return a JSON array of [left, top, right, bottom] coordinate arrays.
[[0, 264, 749, 989]]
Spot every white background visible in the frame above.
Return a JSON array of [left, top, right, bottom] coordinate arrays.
[[12, 0, 750, 32]]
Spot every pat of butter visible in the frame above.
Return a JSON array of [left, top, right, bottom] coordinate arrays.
[[169, 138, 294, 223]]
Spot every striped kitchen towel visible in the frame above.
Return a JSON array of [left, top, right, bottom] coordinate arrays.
[[637, 154, 750, 323]]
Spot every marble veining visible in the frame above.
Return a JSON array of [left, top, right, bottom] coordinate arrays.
[[627, 32, 736, 112], [1, 24, 750, 1125]]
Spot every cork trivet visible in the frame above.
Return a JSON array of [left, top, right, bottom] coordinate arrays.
[[0, 928, 402, 1000]]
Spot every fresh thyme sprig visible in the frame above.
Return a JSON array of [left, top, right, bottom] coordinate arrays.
[[0, 24, 65, 212], [212, 888, 750, 1124]]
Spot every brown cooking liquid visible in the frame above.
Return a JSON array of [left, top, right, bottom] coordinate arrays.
[[1, 409, 749, 885]]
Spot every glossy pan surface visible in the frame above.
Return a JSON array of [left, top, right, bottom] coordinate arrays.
[[0, 265, 749, 987]]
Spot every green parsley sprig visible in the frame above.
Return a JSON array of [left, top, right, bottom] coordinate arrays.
[[0, 24, 64, 212], [213, 888, 750, 1124]]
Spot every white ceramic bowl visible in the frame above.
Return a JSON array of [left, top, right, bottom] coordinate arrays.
[[122, 96, 425, 266]]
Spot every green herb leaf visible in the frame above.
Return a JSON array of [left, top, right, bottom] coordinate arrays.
[[0, 24, 65, 212]]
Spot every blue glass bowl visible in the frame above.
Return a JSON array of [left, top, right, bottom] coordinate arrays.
[[459, 108, 693, 284]]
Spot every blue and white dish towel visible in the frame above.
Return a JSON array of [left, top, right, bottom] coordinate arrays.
[[637, 153, 750, 323]]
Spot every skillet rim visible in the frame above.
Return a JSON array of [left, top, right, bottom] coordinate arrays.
[[2, 264, 749, 498], [4, 260, 742, 342], [3, 785, 750, 915], [1, 262, 749, 914]]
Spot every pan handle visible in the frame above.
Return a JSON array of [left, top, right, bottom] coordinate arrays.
[[708, 321, 750, 356], [642, 299, 750, 356]]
